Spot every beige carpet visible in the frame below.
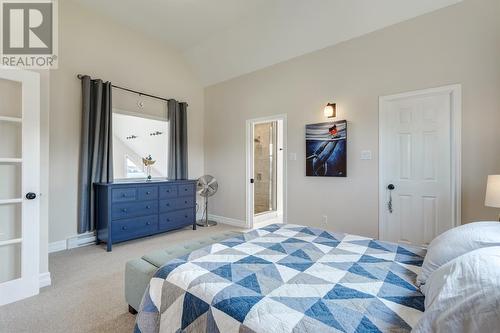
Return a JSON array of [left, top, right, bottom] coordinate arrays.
[[0, 224, 242, 333]]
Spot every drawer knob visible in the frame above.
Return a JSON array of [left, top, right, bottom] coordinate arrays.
[[146, 191, 151, 194], [184, 215, 188, 218], [184, 200, 188, 204], [146, 205, 151, 209], [167, 218, 170, 222], [146, 222, 151, 225], [122, 208, 127, 213], [166, 190, 170, 193], [185, 188, 188, 191], [166, 203, 170, 206], [122, 193, 126, 197], [122, 226, 127, 230]]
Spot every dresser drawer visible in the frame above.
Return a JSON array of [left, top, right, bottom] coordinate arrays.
[[178, 183, 196, 196], [138, 186, 158, 201], [159, 185, 177, 199], [159, 197, 195, 213], [159, 209, 194, 231], [112, 215, 158, 242], [112, 200, 158, 220], [112, 188, 137, 203], [176, 196, 195, 209], [159, 198, 176, 212]]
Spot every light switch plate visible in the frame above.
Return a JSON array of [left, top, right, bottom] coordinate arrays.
[[360, 150, 372, 160]]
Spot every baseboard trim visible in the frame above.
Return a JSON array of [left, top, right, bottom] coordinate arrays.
[[208, 214, 247, 228], [49, 232, 96, 253], [48, 240, 67, 253], [39, 272, 51, 288]]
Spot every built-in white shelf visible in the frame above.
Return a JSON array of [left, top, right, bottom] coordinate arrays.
[[0, 116, 22, 123], [0, 238, 22, 247], [0, 158, 22, 164], [0, 198, 22, 205]]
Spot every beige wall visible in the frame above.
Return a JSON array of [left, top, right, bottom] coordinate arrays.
[[48, 0, 205, 242], [205, 0, 500, 237]]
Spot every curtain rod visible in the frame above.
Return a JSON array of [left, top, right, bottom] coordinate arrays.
[[77, 74, 175, 103]]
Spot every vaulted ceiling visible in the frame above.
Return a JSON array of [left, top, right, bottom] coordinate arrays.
[[72, 0, 462, 86]]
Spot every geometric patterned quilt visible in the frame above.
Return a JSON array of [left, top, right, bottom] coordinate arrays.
[[134, 224, 426, 333]]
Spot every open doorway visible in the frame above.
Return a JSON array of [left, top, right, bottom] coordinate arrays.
[[246, 115, 287, 228]]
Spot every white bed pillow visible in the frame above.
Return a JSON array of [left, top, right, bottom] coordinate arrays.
[[417, 221, 500, 287], [413, 246, 500, 333]]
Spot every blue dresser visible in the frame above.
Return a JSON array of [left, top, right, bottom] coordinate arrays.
[[95, 180, 197, 251]]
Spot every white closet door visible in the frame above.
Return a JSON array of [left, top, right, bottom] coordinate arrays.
[[0, 67, 40, 306]]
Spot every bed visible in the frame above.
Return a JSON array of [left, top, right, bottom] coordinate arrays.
[[134, 224, 426, 332]]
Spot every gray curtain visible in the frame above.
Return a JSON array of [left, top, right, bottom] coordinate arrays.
[[77, 76, 113, 234], [167, 100, 188, 180]]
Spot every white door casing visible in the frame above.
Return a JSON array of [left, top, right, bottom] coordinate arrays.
[[246, 114, 287, 228], [379, 85, 461, 246], [0, 67, 40, 306]]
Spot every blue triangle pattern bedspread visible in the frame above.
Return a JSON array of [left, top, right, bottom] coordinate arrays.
[[134, 224, 426, 333]]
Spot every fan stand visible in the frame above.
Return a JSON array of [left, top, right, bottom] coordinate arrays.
[[196, 196, 217, 227]]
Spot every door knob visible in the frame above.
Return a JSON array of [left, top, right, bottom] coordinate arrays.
[[26, 192, 37, 200], [387, 184, 395, 214]]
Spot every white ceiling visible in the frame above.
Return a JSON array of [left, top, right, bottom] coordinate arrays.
[[72, 0, 462, 86], [71, 0, 271, 50]]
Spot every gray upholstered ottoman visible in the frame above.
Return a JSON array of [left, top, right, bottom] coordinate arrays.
[[125, 231, 242, 313]]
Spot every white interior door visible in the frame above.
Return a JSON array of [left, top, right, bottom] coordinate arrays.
[[379, 85, 461, 246], [0, 68, 40, 306]]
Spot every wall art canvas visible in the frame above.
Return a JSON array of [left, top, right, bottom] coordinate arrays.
[[306, 120, 347, 177]]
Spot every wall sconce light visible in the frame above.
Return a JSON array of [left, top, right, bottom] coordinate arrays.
[[323, 103, 336, 118]]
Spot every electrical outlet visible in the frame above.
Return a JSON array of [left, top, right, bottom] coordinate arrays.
[[322, 215, 328, 225]]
